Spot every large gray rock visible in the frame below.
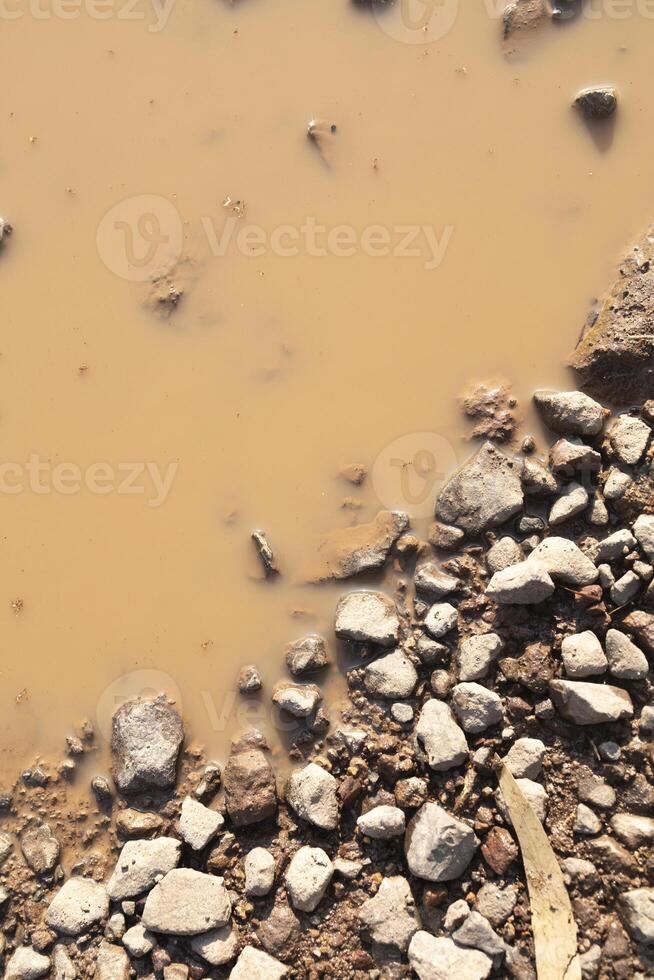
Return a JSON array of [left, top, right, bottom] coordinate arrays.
[[179, 796, 224, 850], [305, 510, 408, 582], [223, 750, 277, 827], [533, 390, 606, 436], [364, 650, 418, 699], [359, 876, 420, 952], [46, 878, 109, 935], [414, 700, 468, 771], [229, 946, 287, 979], [285, 763, 338, 831], [408, 932, 492, 980], [618, 888, 654, 944], [5, 948, 51, 980], [142, 868, 231, 935], [571, 223, 654, 403], [106, 838, 182, 900], [285, 635, 328, 675], [111, 696, 184, 794], [486, 560, 554, 605], [405, 803, 478, 882], [451, 683, 503, 733], [549, 680, 633, 725], [530, 537, 598, 586], [190, 924, 239, 966], [334, 591, 399, 647], [285, 846, 333, 912], [435, 442, 523, 535], [20, 824, 60, 875]]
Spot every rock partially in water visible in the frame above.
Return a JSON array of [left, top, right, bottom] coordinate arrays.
[[435, 442, 524, 536], [503, 0, 551, 40], [111, 695, 184, 794], [334, 590, 400, 647], [0, 217, 13, 247], [571, 224, 654, 403], [305, 510, 408, 582], [574, 86, 618, 120], [285, 634, 328, 675], [461, 382, 517, 442]]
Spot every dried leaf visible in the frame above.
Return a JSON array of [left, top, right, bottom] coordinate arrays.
[[497, 763, 581, 980]]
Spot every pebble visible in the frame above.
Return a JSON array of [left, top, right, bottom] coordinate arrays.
[[457, 634, 503, 681], [95, 943, 130, 980], [285, 763, 338, 831], [452, 910, 505, 960], [106, 838, 182, 900], [435, 441, 524, 535], [486, 560, 554, 604], [5, 948, 51, 980], [334, 590, 400, 647], [605, 629, 649, 681], [577, 771, 615, 810], [272, 682, 321, 718], [244, 847, 275, 897], [608, 413, 651, 465], [588, 494, 609, 526], [414, 563, 459, 599], [549, 437, 601, 475], [405, 802, 478, 882], [408, 932, 492, 980], [496, 778, 548, 824], [522, 457, 558, 496], [364, 650, 418, 699], [634, 514, 654, 559], [424, 603, 458, 638], [189, 924, 239, 966], [530, 537, 598, 586], [46, 878, 109, 936], [391, 702, 414, 724], [503, 737, 546, 779], [486, 537, 523, 574], [237, 665, 262, 693], [285, 634, 328, 675], [610, 814, 654, 848], [561, 631, 608, 678], [533, 390, 606, 436], [618, 888, 654, 944], [179, 797, 224, 851], [20, 824, 61, 875], [414, 699, 468, 771], [357, 805, 406, 839], [549, 483, 589, 525], [51, 945, 76, 980], [142, 868, 232, 935], [603, 468, 632, 500], [444, 899, 470, 931], [574, 86, 618, 119], [230, 946, 287, 979], [549, 680, 633, 725], [610, 571, 641, 605], [122, 924, 155, 958], [474, 883, 517, 928], [359, 876, 420, 952], [285, 846, 334, 912], [451, 683, 503, 733], [223, 749, 277, 827], [574, 804, 602, 836], [595, 528, 637, 562], [597, 563, 615, 588]]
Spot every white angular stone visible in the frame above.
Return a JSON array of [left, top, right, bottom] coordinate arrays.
[[179, 797, 224, 851], [561, 631, 608, 679], [458, 634, 503, 681], [424, 603, 458, 638], [46, 878, 109, 936], [106, 838, 182, 901], [549, 483, 589, 526], [609, 414, 651, 465], [122, 924, 155, 958], [606, 629, 649, 681], [533, 390, 606, 437], [611, 571, 641, 605], [244, 847, 275, 897], [574, 804, 601, 836], [453, 910, 505, 959], [364, 650, 417, 699], [334, 591, 399, 647], [408, 932, 492, 980], [272, 683, 321, 718], [359, 876, 419, 951], [190, 924, 239, 966], [549, 680, 633, 725], [285, 846, 333, 912], [414, 563, 459, 599], [530, 537, 598, 586], [486, 560, 554, 605], [503, 738, 545, 779], [451, 683, 503, 734], [405, 803, 478, 882], [604, 468, 632, 500], [357, 805, 406, 839], [414, 699, 468, 771], [142, 869, 231, 936], [5, 948, 51, 980], [286, 763, 338, 831], [596, 529, 637, 562], [229, 946, 287, 979]]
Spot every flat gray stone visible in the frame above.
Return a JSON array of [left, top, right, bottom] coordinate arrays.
[[359, 876, 420, 952], [46, 878, 109, 936], [435, 442, 524, 535], [111, 696, 184, 794], [408, 932, 492, 980], [286, 763, 338, 831], [405, 803, 478, 882], [334, 591, 399, 647], [549, 680, 633, 725], [486, 560, 554, 604], [142, 869, 231, 936], [414, 699, 468, 771], [106, 838, 181, 900], [285, 846, 333, 913]]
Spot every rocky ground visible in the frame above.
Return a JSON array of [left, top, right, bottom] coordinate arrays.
[[0, 385, 653, 980]]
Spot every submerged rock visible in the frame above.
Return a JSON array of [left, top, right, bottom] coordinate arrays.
[[20, 824, 60, 875], [111, 696, 184, 794], [305, 510, 408, 582], [285, 634, 328, 675], [334, 590, 400, 646], [435, 442, 524, 535]]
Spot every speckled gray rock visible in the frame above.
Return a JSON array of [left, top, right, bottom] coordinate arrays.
[[606, 629, 649, 681], [122, 924, 155, 958], [474, 883, 517, 928], [364, 650, 418, 699], [179, 797, 224, 851], [414, 700, 468, 771], [20, 824, 60, 875], [111, 696, 184, 794], [189, 924, 239, 966], [230, 946, 287, 979], [611, 571, 641, 605], [414, 563, 459, 599], [486, 537, 524, 574], [106, 838, 182, 900], [608, 414, 651, 465], [424, 603, 458, 638], [561, 631, 607, 679], [533, 390, 606, 436], [408, 932, 492, 980], [285, 635, 328, 675], [142, 869, 231, 935], [359, 876, 420, 952], [530, 537, 598, 586], [604, 468, 632, 500], [285, 763, 338, 831], [451, 683, 503, 734], [549, 483, 589, 526], [452, 910, 505, 960], [611, 814, 654, 848], [285, 846, 333, 912], [272, 682, 321, 718], [5, 948, 51, 980], [334, 591, 399, 647], [244, 848, 275, 897], [486, 560, 554, 604], [457, 634, 503, 682], [357, 805, 406, 839], [435, 442, 524, 535], [596, 529, 637, 562], [46, 878, 109, 935], [618, 888, 654, 944], [405, 803, 478, 882], [549, 680, 633, 725], [503, 738, 545, 779], [634, 514, 654, 559], [496, 778, 547, 824]]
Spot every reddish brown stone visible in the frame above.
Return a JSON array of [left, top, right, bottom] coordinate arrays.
[[481, 827, 518, 875]]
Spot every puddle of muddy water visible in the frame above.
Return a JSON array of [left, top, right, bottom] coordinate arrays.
[[0, 0, 654, 782]]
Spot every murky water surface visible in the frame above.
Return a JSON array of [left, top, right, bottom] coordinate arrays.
[[1, 0, 653, 780]]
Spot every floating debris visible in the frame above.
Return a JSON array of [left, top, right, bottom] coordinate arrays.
[[251, 529, 280, 577], [222, 195, 246, 217]]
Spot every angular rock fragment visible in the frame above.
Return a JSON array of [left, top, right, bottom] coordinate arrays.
[[414, 563, 459, 599], [5, 949, 51, 980], [435, 442, 524, 535], [451, 683, 503, 733], [364, 650, 418, 699], [230, 946, 287, 979], [608, 414, 651, 465], [179, 796, 224, 851], [306, 510, 408, 582], [408, 931, 492, 980], [503, 738, 545, 779], [359, 876, 420, 952], [415, 699, 468, 771], [486, 537, 523, 574], [106, 838, 182, 900], [486, 560, 554, 604], [533, 390, 606, 436], [605, 629, 649, 680], [20, 824, 60, 875], [223, 750, 276, 827], [405, 802, 478, 882], [530, 536, 598, 586], [457, 634, 503, 681], [189, 924, 239, 966], [272, 682, 321, 718], [285, 763, 338, 831], [634, 514, 654, 559], [549, 483, 589, 525], [142, 869, 231, 935], [46, 878, 109, 936], [334, 590, 399, 647], [111, 696, 184, 794], [285, 634, 328, 675], [549, 680, 633, 725], [94, 943, 129, 980], [285, 846, 333, 912], [618, 888, 654, 944]]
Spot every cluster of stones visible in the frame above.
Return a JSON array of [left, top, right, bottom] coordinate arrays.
[[1, 388, 654, 979]]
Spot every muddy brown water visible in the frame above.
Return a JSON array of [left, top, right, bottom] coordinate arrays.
[[0, 0, 653, 783]]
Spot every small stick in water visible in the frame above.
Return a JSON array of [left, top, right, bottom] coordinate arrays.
[[251, 529, 280, 577]]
